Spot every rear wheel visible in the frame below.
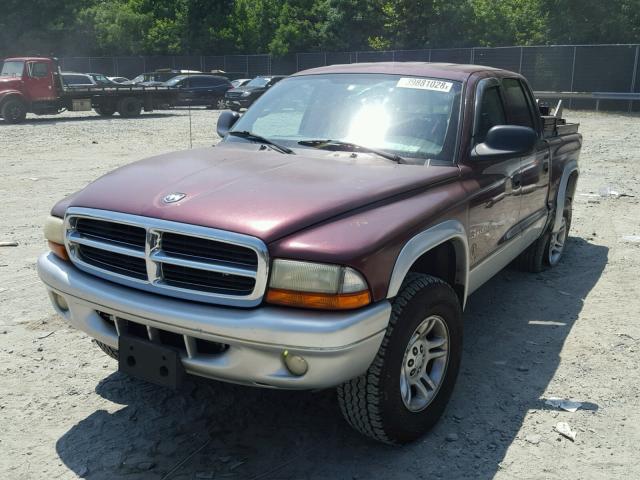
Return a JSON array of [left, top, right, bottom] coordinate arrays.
[[94, 104, 116, 116], [1, 98, 27, 124], [117, 97, 142, 118], [215, 98, 227, 110], [516, 197, 572, 272], [337, 273, 462, 444]]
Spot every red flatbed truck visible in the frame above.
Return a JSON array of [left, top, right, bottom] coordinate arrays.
[[0, 57, 177, 123]]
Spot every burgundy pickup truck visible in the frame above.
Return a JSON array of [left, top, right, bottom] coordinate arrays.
[[38, 62, 581, 444]]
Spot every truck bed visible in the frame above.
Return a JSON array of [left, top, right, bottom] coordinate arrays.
[[541, 115, 579, 138], [60, 85, 174, 98]]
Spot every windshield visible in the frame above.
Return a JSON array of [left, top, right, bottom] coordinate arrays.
[[165, 76, 185, 86], [91, 74, 111, 85], [1, 61, 25, 77], [246, 77, 269, 87], [231, 74, 462, 163]]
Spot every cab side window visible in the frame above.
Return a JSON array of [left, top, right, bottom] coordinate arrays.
[[29, 62, 49, 78], [476, 86, 506, 144], [502, 78, 535, 128]]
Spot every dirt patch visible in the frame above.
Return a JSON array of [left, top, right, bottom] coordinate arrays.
[[1, 108, 639, 479]]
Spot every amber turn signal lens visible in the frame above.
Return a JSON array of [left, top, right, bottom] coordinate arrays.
[[48, 241, 69, 261], [266, 288, 371, 310]]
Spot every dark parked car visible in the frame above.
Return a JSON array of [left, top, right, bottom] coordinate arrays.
[[224, 75, 286, 110], [165, 74, 232, 108]]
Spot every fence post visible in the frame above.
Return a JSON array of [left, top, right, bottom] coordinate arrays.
[[470, 48, 475, 64], [428, 49, 432, 62], [113, 57, 118, 76], [569, 46, 577, 108], [200, 55, 204, 72], [630, 45, 639, 113], [518, 47, 524, 73]]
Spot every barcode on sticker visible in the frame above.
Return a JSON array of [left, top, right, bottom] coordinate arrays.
[[396, 78, 453, 92]]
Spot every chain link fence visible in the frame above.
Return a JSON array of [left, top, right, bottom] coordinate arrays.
[[59, 44, 640, 110]]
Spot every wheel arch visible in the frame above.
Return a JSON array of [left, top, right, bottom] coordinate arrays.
[[553, 160, 579, 232], [0, 91, 27, 110], [386, 220, 469, 308]]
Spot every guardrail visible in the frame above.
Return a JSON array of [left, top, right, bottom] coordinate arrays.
[[534, 91, 640, 111]]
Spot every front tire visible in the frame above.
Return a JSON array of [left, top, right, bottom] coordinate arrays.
[[337, 273, 463, 444], [96, 340, 118, 360], [1, 98, 27, 124]]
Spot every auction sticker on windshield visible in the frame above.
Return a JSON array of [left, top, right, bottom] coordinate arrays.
[[396, 77, 453, 92]]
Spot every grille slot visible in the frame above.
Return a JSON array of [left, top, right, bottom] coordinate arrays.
[[96, 311, 228, 357], [77, 244, 147, 279], [162, 263, 255, 295], [65, 209, 268, 306], [162, 232, 258, 267], [76, 218, 146, 248]]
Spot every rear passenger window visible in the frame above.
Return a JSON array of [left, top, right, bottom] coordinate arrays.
[[502, 78, 534, 128], [476, 86, 505, 144]]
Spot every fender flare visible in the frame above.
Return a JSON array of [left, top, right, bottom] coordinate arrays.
[[0, 90, 27, 109], [386, 219, 470, 307], [553, 160, 579, 232]]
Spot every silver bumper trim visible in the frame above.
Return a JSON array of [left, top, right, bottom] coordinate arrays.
[[37, 253, 390, 389]]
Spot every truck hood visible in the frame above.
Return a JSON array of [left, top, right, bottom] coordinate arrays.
[[0, 77, 22, 89], [64, 145, 459, 243]]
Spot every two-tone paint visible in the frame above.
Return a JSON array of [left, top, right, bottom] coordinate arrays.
[[49, 62, 581, 309]]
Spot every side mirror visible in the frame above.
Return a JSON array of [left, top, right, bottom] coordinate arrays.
[[472, 125, 537, 159], [216, 110, 241, 137]]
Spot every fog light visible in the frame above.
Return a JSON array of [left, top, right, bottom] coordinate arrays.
[[282, 350, 308, 376], [52, 292, 69, 312]]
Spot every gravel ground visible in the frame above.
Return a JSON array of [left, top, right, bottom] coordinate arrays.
[[1, 108, 639, 479]]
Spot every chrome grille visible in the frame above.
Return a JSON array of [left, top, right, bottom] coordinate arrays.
[[64, 207, 269, 307]]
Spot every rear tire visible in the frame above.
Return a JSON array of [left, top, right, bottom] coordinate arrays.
[[1, 98, 27, 124], [96, 340, 118, 360], [337, 273, 463, 444], [516, 197, 572, 273], [117, 97, 142, 118]]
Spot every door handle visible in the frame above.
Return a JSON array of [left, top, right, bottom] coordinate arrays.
[[512, 174, 522, 189]]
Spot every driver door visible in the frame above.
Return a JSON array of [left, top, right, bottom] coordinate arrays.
[[25, 61, 55, 102], [463, 78, 522, 268]]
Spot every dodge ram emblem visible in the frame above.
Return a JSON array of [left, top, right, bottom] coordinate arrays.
[[162, 192, 186, 204]]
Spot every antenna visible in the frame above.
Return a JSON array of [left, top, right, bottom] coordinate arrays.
[[187, 71, 193, 149]]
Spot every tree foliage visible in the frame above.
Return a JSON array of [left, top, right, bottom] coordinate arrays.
[[1, 0, 638, 57]]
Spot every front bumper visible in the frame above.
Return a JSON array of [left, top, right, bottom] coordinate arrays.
[[225, 98, 252, 109], [37, 253, 390, 389]]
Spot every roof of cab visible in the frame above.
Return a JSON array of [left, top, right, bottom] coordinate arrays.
[[4, 57, 52, 62], [292, 62, 505, 82]]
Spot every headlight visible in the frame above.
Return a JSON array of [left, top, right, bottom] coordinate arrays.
[[241, 91, 251, 97], [266, 259, 371, 310], [44, 215, 69, 261]]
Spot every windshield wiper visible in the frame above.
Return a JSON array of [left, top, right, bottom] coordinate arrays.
[[298, 139, 405, 163], [228, 131, 294, 154]]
